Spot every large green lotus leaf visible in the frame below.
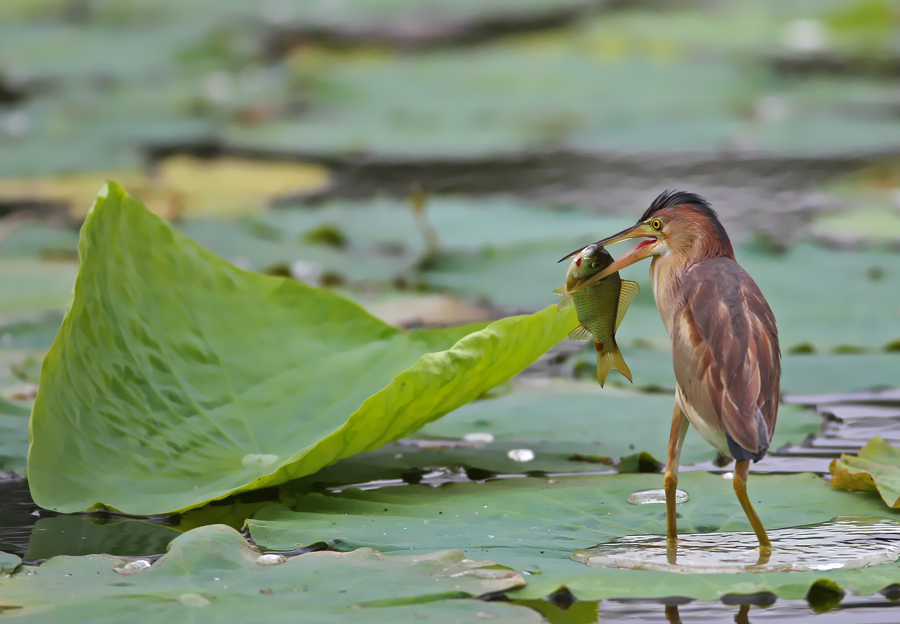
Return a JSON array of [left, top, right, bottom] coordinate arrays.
[[28, 183, 576, 515], [831, 437, 900, 508], [0, 260, 77, 313], [250, 472, 900, 601], [286, 382, 817, 489], [0, 524, 537, 623], [568, 347, 900, 395]]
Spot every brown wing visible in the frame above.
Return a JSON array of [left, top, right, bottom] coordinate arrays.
[[672, 258, 781, 458]]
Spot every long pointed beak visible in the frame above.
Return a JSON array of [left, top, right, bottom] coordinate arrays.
[[568, 223, 661, 293]]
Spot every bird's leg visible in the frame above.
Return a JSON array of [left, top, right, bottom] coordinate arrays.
[[664, 604, 681, 624], [733, 460, 772, 553], [664, 403, 689, 545]]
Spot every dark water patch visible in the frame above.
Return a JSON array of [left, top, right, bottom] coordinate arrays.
[[533, 592, 900, 623], [0, 480, 178, 562], [261, 1, 602, 58]]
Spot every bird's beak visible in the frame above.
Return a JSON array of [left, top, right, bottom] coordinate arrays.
[[568, 222, 661, 293]]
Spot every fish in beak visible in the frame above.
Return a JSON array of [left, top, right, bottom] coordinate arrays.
[[559, 222, 662, 293]]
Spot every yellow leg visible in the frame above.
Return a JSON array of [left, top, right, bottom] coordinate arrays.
[[664, 604, 681, 624], [664, 403, 689, 544], [734, 460, 772, 552]]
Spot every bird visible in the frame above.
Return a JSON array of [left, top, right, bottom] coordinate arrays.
[[561, 190, 780, 552]]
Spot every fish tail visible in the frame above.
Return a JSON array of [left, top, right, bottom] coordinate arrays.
[[596, 344, 632, 388]]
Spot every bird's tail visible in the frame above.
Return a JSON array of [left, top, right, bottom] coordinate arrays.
[[596, 345, 632, 388]]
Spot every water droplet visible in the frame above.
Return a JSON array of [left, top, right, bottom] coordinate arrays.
[[242, 454, 279, 468], [256, 553, 286, 566], [463, 432, 494, 444], [574, 516, 900, 573], [114, 560, 151, 575], [179, 593, 211, 607], [507, 449, 535, 462], [627, 489, 689, 505]]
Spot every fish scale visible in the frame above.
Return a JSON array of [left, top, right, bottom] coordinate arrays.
[[555, 244, 639, 387]]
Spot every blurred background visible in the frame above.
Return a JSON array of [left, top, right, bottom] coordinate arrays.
[[1, 0, 900, 398]]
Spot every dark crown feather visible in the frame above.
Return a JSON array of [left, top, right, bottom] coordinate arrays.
[[640, 190, 730, 245]]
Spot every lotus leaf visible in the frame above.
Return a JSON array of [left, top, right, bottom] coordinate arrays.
[[249, 472, 900, 601], [0, 524, 537, 623], [0, 397, 29, 474], [831, 437, 900, 508], [0, 317, 63, 350], [419, 240, 900, 351], [0, 551, 19, 575], [27, 183, 576, 515], [0, 260, 77, 314], [568, 348, 900, 395]]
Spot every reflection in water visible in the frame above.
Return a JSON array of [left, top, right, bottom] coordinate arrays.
[[627, 488, 689, 505], [574, 516, 900, 573], [515, 593, 900, 623]]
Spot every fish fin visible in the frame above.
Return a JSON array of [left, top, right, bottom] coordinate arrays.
[[596, 345, 632, 387], [568, 325, 591, 341], [614, 280, 641, 331], [554, 286, 573, 310]]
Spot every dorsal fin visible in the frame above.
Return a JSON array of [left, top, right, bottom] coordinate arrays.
[[615, 280, 640, 331]]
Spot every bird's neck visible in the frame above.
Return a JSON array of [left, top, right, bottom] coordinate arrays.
[[649, 253, 686, 336]]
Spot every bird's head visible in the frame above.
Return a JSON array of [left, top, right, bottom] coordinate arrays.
[[559, 191, 734, 292]]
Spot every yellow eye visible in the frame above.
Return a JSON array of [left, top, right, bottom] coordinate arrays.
[[651, 218, 662, 230]]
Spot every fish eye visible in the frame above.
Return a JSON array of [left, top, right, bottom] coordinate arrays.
[[651, 218, 662, 230], [590, 261, 598, 268]]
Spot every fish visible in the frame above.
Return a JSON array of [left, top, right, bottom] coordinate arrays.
[[554, 244, 640, 387]]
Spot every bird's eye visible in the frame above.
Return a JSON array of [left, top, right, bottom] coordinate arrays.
[[651, 218, 662, 230]]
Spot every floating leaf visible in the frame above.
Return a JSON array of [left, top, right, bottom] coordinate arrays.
[[831, 437, 900, 508], [568, 347, 900, 395], [0, 524, 536, 623], [28, 183, 576, 514], [0, 397, 29, 474], [0, 260, 77, 314], [0, 158, 330, 220], [0, 551, 19, 575], [275, 380, 818, 485], [249, 472, 900, 601]]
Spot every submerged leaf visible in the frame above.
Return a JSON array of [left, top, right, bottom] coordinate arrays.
[[830, 437, 900, 507], [28, 182, 576, 514]]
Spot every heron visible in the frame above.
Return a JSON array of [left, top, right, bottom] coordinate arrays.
[[561, 191, 780, 552]]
